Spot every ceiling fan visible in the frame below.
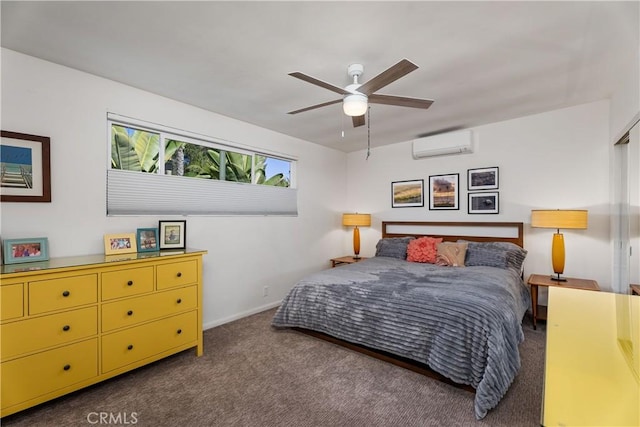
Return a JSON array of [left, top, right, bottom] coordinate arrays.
[[287, 59, 434, 128]]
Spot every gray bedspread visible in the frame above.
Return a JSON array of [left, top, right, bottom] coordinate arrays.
[[271, 256, 531, 419]]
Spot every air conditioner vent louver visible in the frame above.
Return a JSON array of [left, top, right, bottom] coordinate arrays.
[[412, 130, 474, 159]]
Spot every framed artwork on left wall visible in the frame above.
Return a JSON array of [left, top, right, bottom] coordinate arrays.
[[0, 131, 51, 203]]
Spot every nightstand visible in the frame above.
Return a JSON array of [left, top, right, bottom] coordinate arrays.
[[330, 256, 367, 268], [527, 274, 600, 330], [631, 284, 640, 296]]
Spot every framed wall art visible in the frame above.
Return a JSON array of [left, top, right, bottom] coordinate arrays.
[[429, 173, 459, 210], [1, 131, 51, 203], [3, 237, 49, 264], [104, 233, 137, 255], [468, 166, 499, 191], [136, 228, 159, 252], [391, 179, 424, 208], [159, 220, 186, 250], [468, 192, 500, 214]]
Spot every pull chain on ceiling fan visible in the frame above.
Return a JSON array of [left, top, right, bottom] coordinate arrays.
[[287, 59, 434, 128]]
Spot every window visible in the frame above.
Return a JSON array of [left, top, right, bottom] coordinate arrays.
[[107, 114, 297, 216]]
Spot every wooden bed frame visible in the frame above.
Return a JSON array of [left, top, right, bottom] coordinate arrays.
[[295, 221, 525, 392]]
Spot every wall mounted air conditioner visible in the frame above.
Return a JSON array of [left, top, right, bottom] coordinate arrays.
[[412, 129, 474, 159]]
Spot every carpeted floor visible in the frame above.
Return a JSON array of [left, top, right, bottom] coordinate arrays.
[[2, 309, 545, 427]]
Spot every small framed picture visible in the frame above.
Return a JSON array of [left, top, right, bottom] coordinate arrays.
[[136, 228, 159, 252], [429, 173, 459, 210], [468, 167, 499, 191], [104, 233, 137, 255], [159, 220, 186, 250], [391, 179, 424, 208], [468, 192, 499, 214], [3, 237, 49, 264]]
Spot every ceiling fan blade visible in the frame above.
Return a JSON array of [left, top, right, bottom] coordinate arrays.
[[287, 99, 342, 115], [289, 72, 351, 96], [352, 115, 365, 127], [368, 94, 434, 109], [356, 59, 418, 96]]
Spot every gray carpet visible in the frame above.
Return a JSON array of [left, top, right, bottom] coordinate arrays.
[[2, 308, 545, 427]]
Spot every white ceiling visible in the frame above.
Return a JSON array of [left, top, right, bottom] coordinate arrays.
[[1, 1, 638, 152]]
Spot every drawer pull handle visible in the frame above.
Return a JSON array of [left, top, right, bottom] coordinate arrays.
[[63, 364, 71, 371], [127, 310, 133, 316], [177, 272, 182, 278], [177, 298, 182, 304], [127, 344, 134, 350], [177, 329, 182, 335], [62, 325, 71, 331], [127, 280, 133, 286], [62, 290, 70, 297]]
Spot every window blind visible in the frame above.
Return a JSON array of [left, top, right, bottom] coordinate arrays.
[[107, 170, 298, 216]]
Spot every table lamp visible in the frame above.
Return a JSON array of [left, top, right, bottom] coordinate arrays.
[[342, 213, 371, 259], [531, 209, 588, 281]]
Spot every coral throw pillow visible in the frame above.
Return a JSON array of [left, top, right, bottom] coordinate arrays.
[[406, 237, 443, 263]]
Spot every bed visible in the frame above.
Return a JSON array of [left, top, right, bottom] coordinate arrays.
[[272, 221, 530, 419]]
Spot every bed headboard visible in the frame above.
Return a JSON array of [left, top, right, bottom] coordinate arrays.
[[382, 221, 524, 248]]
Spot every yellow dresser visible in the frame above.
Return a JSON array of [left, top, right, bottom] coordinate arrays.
[[543, 287, 639, 426], [0, 249, 206, 417]]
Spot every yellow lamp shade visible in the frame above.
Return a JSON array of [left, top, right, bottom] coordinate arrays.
[[342, 213, 371, 227], [531, 210, 588, 230]]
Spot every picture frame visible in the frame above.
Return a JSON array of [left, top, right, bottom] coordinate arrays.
[[136, 228, 159, 252], [468, 192, 500, 214], [159, 220, 186, 250], [104, 233, 137, 255], [3, 237, 49, 264], [1, 131, 51, 203], [468, 166, 499, 191], [391, 179, 424, 208], [429, 173, 459, 210]]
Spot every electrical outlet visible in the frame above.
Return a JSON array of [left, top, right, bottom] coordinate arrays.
[[263, 286, 269, 297]]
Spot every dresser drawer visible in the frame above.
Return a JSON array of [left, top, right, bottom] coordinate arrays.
[[102, 310, 197, 372], [102, 266, 154, 301], [102, 286, 197, 332], [157, 260, 197, 290], [1, 338, 98, 411], [29, 275, 97, 315], [1, 284, 24, 321], [1, 306, 97, 360]]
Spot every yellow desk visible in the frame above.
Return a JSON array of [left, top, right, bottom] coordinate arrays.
[[543, 287, 640, 426]]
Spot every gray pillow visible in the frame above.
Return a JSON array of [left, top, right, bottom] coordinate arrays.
[[375, 237, 415, 259], [460, 241, 527, 272]]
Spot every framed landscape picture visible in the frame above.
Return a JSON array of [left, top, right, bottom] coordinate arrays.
[[3, 237, 49, 264], [468, 166, 499, 191], [391, 179, 424, 208], [0, 131, 51, 203], [429, 173, 459, 210], [159, 220, 186, 250], [468, 192, 499, 214], [104, 233, 137, 256]]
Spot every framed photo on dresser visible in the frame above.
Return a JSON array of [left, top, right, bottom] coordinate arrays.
[[159, 220, 186, 250]]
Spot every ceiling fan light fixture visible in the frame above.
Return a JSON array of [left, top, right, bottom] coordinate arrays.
[[343, 93, 368, 116]]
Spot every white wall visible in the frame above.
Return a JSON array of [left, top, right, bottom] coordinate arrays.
[[0, 49, 348, 328], [346, 100, 612, 300]]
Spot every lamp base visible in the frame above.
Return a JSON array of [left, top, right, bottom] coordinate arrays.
[[353, 255, 362, 260], [550, 274, 567, 282]]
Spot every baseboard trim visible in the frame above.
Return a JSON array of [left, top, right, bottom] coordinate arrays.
[[203, 300, 282, 330]]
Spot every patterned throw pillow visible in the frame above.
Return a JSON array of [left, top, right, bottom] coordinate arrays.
[[435, 242, 468, 267], [375, 237, 415, 259], [406, 236, 443, 263]]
